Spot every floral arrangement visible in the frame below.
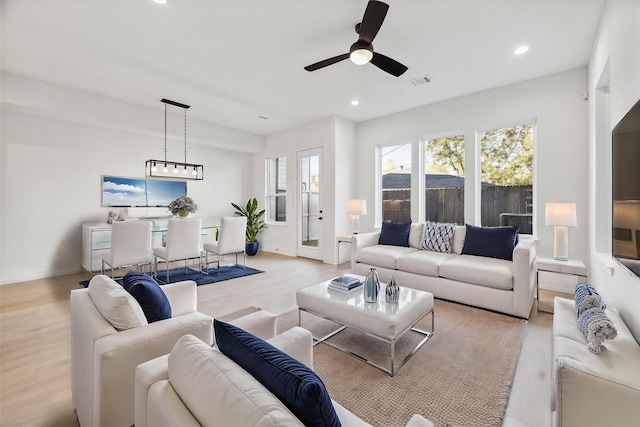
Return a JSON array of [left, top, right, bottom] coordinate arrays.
[[168, 196, 198, 217]]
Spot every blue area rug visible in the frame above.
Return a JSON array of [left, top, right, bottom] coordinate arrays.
[[80, 265, 264, 287]]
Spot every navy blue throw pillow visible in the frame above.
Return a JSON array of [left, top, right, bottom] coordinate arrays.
[[214, 320, 341, 427], [378, 220, 412, 247], [461, 224, 518, 261], [121, 271, 171, 323]]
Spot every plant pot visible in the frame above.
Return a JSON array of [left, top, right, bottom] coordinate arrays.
[[245, 241, 259, 256]]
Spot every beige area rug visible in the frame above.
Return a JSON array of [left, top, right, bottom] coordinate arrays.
[[278, 300, 526, 427]]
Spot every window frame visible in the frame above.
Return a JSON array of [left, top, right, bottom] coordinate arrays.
[[265, 156, 287, 225]]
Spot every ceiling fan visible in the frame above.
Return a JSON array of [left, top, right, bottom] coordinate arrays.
[[304, 0, 408, 77]]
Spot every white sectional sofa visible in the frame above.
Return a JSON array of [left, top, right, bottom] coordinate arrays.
[[552, 297, 640, 427], [351, 223, 536, 318], [135, 310, 433, 427]]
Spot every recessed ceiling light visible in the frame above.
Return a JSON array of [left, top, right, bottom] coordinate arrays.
[[351, 100, 359, 106], [153, 0, 167, 4], [514, 46, 529, 55]]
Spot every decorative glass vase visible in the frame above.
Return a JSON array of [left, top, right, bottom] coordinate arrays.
[[364, 267, 380, 303], [385, 275, 400, 303]]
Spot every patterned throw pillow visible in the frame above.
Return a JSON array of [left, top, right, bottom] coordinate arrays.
[[421, 221, 456, 253]]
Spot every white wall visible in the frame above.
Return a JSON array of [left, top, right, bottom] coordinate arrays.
[[356, 68, 589, 263], [0, 74, 262, 284], [587, 1, 640, 341], [253, 116, 356, 263]]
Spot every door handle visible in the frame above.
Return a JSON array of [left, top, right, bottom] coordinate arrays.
[[319, 217, 323, 220]]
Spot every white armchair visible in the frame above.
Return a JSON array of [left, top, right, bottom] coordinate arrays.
[[70, 275, 213, 427]]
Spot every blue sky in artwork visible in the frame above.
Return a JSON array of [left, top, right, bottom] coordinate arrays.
[[102, 176, 147, 206], [102, 176, 186, 207]]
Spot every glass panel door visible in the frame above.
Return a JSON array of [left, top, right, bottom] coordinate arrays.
[[298, 148, 323, 260]]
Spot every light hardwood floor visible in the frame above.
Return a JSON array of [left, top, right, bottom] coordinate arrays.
[[0, 252, 553, 427]]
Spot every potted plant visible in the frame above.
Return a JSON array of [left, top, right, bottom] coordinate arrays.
[[231, 198, 266, 256], [168, 196, 198, 218]]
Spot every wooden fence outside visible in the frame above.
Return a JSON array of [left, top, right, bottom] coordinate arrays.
[[383, 185, 532, 232]]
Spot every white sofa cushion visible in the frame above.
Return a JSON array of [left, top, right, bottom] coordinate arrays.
[[87, 274, 148, 330], [396, 250, 458, 277], [439, 255, 513, 290], [408, 223, 425, 249], [355, 245, 418, 269], [168, 335, 302, 427], [451, 225, 466, 255]]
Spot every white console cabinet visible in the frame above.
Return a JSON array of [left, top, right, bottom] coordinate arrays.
[[82, 223, 113, 272]]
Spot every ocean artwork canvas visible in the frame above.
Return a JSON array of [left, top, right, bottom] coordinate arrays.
[[101, 176, 187, 207]]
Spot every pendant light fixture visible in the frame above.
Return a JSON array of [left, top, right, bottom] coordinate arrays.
[[146, 98, 204, 180]]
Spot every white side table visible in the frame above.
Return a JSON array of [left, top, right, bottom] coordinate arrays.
[[536, 257, 588, 313], [336, 235, 353, 266]]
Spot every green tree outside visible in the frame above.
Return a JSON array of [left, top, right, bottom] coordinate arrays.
[[424, 124, 533, 186]]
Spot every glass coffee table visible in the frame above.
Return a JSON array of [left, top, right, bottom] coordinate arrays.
[[295, 278, 434, 376]]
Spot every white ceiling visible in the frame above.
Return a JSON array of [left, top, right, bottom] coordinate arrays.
[[1, 0, 606, 136]]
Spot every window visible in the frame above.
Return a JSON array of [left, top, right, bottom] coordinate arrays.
[[480, 123, 534, 234], [266, 156, 287, 223], [380, 143, 412, 223], [424, 135, 465, 224]]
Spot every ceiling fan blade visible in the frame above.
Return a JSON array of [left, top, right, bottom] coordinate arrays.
[[358, 0, 389, 44], [304, 53, 350, 72], [370, 52, 408, 77]]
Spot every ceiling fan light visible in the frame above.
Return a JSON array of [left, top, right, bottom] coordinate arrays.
[[350, 48, 373, 65]]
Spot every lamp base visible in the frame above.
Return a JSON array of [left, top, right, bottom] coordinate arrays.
[[553, 225, 569, 261], [351, 215, 360, 235]]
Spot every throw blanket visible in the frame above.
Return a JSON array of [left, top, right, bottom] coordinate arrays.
[[574, 283, 617, 354], [574, 283, 605, 318]]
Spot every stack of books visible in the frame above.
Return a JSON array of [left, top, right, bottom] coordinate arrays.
[[328, 275, 363, 294]]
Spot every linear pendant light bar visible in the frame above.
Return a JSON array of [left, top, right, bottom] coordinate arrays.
[[146, 98, 204, 180]]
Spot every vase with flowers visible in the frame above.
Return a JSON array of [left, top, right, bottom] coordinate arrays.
[[168, 196, 198, 218]]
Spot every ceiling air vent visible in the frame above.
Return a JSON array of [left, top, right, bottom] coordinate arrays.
[[410, 75, 433, 87]]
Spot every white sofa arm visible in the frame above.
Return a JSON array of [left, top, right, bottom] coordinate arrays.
[[70, 289, 118, 427], [352, 231, 381, 270], [511, 238, 537, 318], [267, 327, 314, 368], [92, 312, 212, 426], [135, 354, 170, 427], [227, 310, 277, 340], [162, 280, 197, 317]]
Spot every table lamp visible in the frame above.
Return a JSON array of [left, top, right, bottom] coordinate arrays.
[[348, 199, 367, 234], [545, 202, 577, 261]]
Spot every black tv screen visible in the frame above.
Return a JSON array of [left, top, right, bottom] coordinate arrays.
[[612, 99, 640, 277]]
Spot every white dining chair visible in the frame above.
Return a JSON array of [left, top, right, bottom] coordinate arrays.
[[102, 220, 153, 278], [153, 218, 202, 284], [202, 216, 247, 275]]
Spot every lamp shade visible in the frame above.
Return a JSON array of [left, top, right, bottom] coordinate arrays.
[[545, 202, 577, 227], [348, 199, 367, 216]]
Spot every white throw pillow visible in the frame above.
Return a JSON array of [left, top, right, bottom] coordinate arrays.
[[87, 275, 148, 331], [452, 225, 466, 254], [421, 221, 455, 253], [408, 223, 425, 249]]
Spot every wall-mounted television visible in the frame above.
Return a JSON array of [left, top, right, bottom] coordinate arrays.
[[612, 98, 640, 277], [101, 176, 187, 208]]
